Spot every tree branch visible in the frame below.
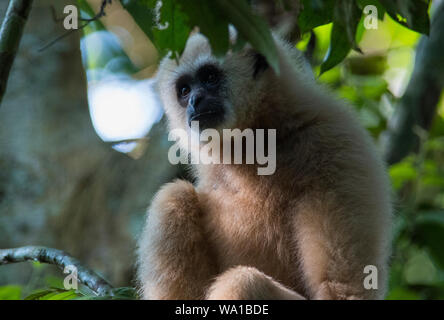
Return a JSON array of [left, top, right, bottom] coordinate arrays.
[[38, 0, 112, 52], [0, 246, 114, 296], [0, 0, 33, 107], [382, 0, 444, 165]]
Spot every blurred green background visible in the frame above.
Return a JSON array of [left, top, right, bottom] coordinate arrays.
[[0, 0, 443, 300]]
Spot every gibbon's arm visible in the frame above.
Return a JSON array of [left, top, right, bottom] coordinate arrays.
[[137, 180, 217, 299], [136, 180, 306, 300], [273, 38, 390, 300], [292, 192, 388, 300], [137, 181, 306, 301]]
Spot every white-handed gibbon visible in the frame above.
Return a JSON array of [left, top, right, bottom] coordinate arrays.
[[136, 33, 392, 300]]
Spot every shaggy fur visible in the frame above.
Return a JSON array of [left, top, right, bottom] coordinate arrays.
[[136, 34, 392, 300]]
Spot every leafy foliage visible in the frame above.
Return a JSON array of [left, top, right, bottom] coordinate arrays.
[[149, 0, 191, 58], [415, 211, 444, 269], [21, 286, 138, 300], [74, 287, 138, 300], [24, 288, 80, 300], [379, 0, 431, 34], [0, 285, 138, 300], [119, 0, 430, 74], [1, 0, 440, 301], [298, 0, 335, 33], [298, 0, 431, 73], [213, 0, 279, 72], [122, 0, 278, 71], [120, 0, 155, 39], [311, 12, 443, 299], [180, 0, 229, 56], [0, 285, 21, 300]]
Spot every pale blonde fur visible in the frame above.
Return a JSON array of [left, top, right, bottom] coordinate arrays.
[[136, 34, 392, 300]]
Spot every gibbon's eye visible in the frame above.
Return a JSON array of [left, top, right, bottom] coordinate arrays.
[[180, 84, 191, 98], [175, 75, 193, 102]]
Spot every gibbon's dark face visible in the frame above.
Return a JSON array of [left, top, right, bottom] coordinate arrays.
[[175, 63, 227, 130], [157, 34, 272, 135]]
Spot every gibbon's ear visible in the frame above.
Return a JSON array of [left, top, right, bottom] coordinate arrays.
[[180, 33, 212, 63], [252, 52, 269, 78]]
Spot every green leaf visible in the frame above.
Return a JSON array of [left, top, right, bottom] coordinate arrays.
[[379, 0, 430, 34], [110, 287, 138, 299], [320, 23, 351, 74], [334, 0, 362, 49], [24, 289, 53, 300], [320, 0, 362, 74], [415, 211, 444, 269], [44, 276, 64, 289], [389, 157, 417, 189], [345, 54, 387, 76], [149, 0, 191, 57], [0, 285, 22, 300], [24, 288, 59, 300], [417, 211, 444, 228], [298, 0, 335, 33], [24, 288, 80, 300], [121, 0, 155, 39], [74, 295, 108, 300], [73, 287, 137, 300], [178, 0, 229, 56], [386, 287, 422, 300], [404, 248, 438, 285], [47, 290, 79, 300], [214, 0, 279, 73]]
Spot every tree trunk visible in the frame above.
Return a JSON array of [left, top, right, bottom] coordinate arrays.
[[0, 0, 177, 287], [382, 0, 444, 165]]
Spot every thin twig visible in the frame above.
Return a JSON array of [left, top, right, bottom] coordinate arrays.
[[38, 23, 88, 52], [0, 246, 114, 296], [81, 0, 112, 22], [38, 0, 112, 52], [0, 0, 34, 107]]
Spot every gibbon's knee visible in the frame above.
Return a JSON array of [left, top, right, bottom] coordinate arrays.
[[150, 179, 201, 220], [137, 179, 216, 300], [206, 266, 305, 300]]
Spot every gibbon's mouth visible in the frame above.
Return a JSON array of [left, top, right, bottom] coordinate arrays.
[[188, 110, 225, 129]]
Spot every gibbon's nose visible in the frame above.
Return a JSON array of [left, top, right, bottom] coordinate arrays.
[[189, 89, 205, 110]]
